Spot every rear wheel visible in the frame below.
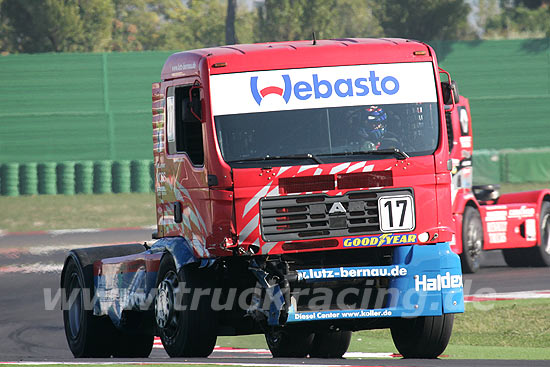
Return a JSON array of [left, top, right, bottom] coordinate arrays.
[[265, 328, 314, 358], [155, 255, 217, 357], [309, 330, 352, 358], [391, 314, 454, 359], [460, 206, 483, 273], [62, 257, 117, 357], [530, 202, 550, 266]]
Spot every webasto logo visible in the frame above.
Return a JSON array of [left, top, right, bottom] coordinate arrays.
[[250, 71, 400, 106]]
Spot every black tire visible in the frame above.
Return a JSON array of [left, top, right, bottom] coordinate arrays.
[[390, 314, 454, 359], [155, 255, 217, 357], [62, 257, 117, 357], [265, 328, 314, 358], [309, 330, 352, 358], [460, 206, 483, 273], [530, 201, 550, 266]]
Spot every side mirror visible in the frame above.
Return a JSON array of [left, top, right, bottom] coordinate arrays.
[[441, 80, 460, 105], [439, 67, 458, 111], [188, 83, 202, 122]]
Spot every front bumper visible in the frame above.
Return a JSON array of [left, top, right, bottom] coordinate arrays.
[[285, 242, 464, 323]]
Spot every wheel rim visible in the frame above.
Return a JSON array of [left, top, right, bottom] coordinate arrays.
[[542, 213, 550, 255], [155, 271, 179, 339], [466, 218, 482, 264], [67, 273, 83, 339]]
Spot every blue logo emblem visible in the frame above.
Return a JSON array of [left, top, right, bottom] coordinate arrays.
[[250, 75, 292, 105], [250, 71, 400, 106]]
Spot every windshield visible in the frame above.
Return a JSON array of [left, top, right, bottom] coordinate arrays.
[[209, 62, 439, 166], [215, 102, 438, 165]]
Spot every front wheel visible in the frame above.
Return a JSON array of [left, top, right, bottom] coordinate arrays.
[[265, 328, 314, 358], [155, 255, 217, 357], [309, 330, 352, 358], [390, 314, 454, 359], [460, 206, 483, 273]]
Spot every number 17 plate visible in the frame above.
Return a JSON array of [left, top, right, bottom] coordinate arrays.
[[378, 195, 415, 232]]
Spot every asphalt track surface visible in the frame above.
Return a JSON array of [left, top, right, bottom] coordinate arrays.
[[1, 229, 549, 366]]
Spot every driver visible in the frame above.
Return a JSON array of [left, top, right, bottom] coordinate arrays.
[[358, 106, 387, 150]]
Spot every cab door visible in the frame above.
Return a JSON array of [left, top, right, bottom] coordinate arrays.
[[156, 79, 211, 256]]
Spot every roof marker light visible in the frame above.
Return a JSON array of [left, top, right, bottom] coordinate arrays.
[[212, 62, 227, 68], [414, 51, 427, 55]]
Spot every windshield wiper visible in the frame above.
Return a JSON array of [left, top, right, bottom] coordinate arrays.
[[319, 148, 409, 160], [228, 153, 323, 164]]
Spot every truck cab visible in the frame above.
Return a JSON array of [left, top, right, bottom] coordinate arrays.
[[62, 39, 464, 359]]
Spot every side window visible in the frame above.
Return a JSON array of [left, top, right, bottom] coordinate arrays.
[[166, 84, 204, 165]]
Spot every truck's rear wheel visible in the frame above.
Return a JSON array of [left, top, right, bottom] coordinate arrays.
[[265, 328, 314, 358], [460, 206, 483, 273], [155, 255, 217, 357], [62, 257, 117, 357], [390, 314, 454, 359], [309, 330, 352, 358], [530, 201, 550, 266]]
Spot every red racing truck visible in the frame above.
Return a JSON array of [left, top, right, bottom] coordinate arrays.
[[446, 94, 550, 273], [61, 38, 464, 359]]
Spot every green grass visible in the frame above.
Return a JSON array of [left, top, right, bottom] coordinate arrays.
[[216, 299, 550, 359], [0, 193, 155, 233]]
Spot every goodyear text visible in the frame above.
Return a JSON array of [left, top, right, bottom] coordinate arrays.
[[343, 233, 417, 248]]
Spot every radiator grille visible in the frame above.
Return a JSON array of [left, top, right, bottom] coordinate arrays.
[[260, 189, 413, 242]]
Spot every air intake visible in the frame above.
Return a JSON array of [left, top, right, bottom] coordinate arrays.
[[337, 171, 393, 189], [279, 175, 335, 194]]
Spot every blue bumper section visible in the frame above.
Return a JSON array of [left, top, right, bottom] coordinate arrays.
[[287, 242, 464, 323]]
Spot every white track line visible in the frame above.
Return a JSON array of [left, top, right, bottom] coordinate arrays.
[[464, 290, 550, 302], [0, 363, 353, 367], [49, 229, 102, 236], [156, 339, 396, 359], [0, 241, 142, 258], [0, 225, 156, 238], [0, 263, 64, 274]]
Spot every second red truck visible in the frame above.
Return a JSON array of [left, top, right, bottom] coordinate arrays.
[[447, 94, 550, 273]]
